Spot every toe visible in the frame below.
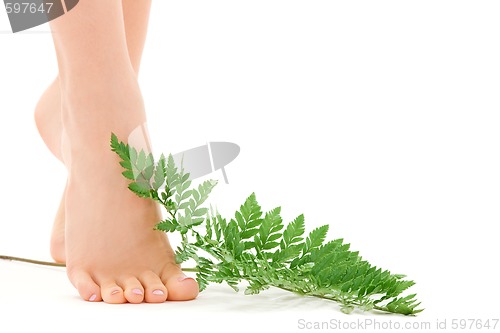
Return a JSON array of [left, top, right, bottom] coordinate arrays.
[[100, 281, 126, 304], [69, 270, 101, 302], [161, 266, 199, 301], [119, 276, 144, 304], [139, 271, 168, 303]]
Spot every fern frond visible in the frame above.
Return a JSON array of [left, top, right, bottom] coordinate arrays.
[[111, 135, 422, 316]]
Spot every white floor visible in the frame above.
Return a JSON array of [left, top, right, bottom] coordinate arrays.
[[2, 257, 498, 333], [0, 260, 431, 333], [0, 259, 370, 333], [2, 2, 500, 332]]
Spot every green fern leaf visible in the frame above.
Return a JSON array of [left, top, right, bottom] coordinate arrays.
[[153, 154, 166, 190], [111, 134, 423, 316], [281, 214, 305, 248], [304, 225, 329, 254]]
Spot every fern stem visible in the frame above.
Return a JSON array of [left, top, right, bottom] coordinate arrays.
[[0, 255, 65, 267], [0, 255, 200, 273], [181, 267, 198, 273], [276, 284, 393, 314]]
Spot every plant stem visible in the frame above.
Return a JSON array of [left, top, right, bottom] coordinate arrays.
[[0, 254, 200, 273], [0, 255, 65, 267], [182, 267, 198, 273]]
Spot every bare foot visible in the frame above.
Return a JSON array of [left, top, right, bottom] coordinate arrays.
[[35, 74, 199, 303]]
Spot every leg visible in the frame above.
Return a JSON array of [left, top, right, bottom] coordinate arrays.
[[35, 0, 152, 263], [47, 0, 198, 303], [122, 0, 152, 73], [35, 0, 151, 160]]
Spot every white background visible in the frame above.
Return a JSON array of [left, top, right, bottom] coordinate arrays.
[[1, 1, 499, 332]]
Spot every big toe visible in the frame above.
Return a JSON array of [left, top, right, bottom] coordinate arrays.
[[161, 266, 199, 301]]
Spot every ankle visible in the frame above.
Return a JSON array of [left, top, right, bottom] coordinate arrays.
[[61, 74, 146, 145]]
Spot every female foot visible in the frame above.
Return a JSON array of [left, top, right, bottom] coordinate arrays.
[[35, 73, 199, 303], [63, 74, 199, 303]]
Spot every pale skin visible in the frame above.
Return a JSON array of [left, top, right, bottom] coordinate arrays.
[[34, 0, 199, 303]]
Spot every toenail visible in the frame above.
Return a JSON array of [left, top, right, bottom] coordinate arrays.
[[152, 289, 164, 295], [132, 288, 143, 295], [89, 294, 97, 302], [111, 290, 120, 295], [178, 274, 194, 282]]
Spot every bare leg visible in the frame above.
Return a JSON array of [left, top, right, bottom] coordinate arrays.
[[41, 0, 198, 303], [35, 0, 152, 263]]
